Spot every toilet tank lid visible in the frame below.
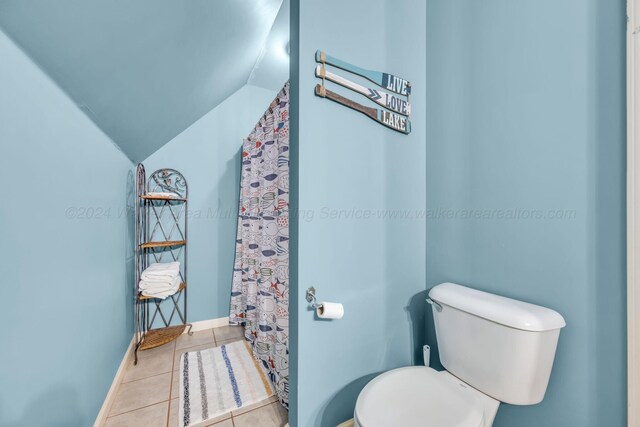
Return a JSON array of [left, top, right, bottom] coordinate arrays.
[[429, 283, 566, 332]]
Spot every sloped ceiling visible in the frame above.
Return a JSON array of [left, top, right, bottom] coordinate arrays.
[[0, 0, 284, 161], [248, 0, 290, 91]]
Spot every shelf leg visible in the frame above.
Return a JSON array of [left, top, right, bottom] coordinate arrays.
[[134, 340, 141, 365]]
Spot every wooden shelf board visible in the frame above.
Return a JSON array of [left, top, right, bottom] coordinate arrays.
[[141, 194, 186, 202], [138, 283, 186, 301], [139, 325, 186, 351], [140, 240, 186, 249]]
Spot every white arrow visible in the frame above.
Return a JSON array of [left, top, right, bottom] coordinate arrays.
[[316, 65, 411, 116]]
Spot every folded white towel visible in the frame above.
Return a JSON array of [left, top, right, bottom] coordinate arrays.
[[139, 282, 179, 292], [144, 261, 180, 272], [139, 275, 181, 291], [141, 287, 181, 300], [146, 192, 180, 198], [139, 275, 181, 299], [141, 262, 180, 281], [141, 272, 180, 282]]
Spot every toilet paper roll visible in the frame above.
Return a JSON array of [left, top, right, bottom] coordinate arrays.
[[316, 302, 344, 319]]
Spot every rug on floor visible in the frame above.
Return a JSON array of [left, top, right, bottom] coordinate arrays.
[[179, 339, 274, 427]]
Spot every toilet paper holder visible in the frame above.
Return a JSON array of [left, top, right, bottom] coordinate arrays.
[[306, 287, 345, 320], [306, 287, 323, 309]]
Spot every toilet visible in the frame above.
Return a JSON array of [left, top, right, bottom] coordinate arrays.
[[353, 282, 566, 427]]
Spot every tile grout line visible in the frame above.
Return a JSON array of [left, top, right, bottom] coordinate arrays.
[[106, 371, 173, 419], [232, 399, 279, 419], [106, 399, 172, 419], [175, 341, 217, 352], [106, 396, 277, 424], [121, 369, 173, 384], [107, 337, 179, 421]]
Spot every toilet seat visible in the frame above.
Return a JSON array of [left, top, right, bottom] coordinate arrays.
[[354, 367, 497, 427]]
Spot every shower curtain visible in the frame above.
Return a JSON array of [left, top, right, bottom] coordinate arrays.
[[230, 81, 289, 407]]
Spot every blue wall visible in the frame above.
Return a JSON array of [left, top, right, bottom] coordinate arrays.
[[291, 0, 626, 425], [290, 1, 427, 425], [425, 1, 626, 426], [0, 30, 135, 426], [143, 84, 280, 322]]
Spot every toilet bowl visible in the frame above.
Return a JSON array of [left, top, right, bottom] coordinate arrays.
[[354, 366, 499, 427], [353, 283, 566, 427]]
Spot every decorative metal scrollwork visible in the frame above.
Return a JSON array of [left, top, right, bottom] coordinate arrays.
[[147, 168, 188, 198]]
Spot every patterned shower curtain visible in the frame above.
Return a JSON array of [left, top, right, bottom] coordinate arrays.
[[230, 81, 289, 408]]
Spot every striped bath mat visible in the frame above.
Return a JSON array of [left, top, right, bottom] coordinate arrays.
[[179, 340, 274, 427]]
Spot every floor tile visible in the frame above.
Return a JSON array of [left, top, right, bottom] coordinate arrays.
[[109, 373, 171, 416], [231, 395, 279, 417], [176, 329, 215, 350], [168, 398, 231, 427], [103, 326, 288, 426], [104, 401, 168, 427], [216, 337, 244, 346], [174, 343, 217, 368], [213, 325, 244, 342], [233, 402, 288, 427], [123, 344, 174, 382], [207, 419, 234, 427]]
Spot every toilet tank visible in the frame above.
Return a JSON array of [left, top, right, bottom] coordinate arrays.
[[428, 283, 566, 405]]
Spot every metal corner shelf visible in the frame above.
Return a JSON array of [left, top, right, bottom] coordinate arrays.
[[134, 164, 192, 364]]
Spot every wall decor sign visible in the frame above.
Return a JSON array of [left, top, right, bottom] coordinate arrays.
[[315, 84, 411, 134], [315, 50, 411, 96], [315, 65, 410, 116], [314, 49, 412, 135]]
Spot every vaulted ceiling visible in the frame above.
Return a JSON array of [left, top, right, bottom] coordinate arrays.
[[0, 0, 287, 161], [247, 0, 289, 91]]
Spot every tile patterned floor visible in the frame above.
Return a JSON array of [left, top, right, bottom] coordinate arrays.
[[101, 326, 287, 427]]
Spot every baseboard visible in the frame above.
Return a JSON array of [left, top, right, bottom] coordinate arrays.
[[186, 316, 229, 332], [94, 335, 136, 427]]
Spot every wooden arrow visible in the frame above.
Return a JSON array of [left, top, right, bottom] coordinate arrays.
[[314, 84, 411, 135], [316, 50, 411, 96], [316, 66, 410, 116]]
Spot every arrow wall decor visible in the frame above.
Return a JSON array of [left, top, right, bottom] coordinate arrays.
[[314, 50, 413, 135], [315, 65, 410, 116], [315, 84, 411, 135], [316, 50, 411, 96]]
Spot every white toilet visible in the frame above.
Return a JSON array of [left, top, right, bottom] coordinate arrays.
[[353, 282, 566, 427]]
